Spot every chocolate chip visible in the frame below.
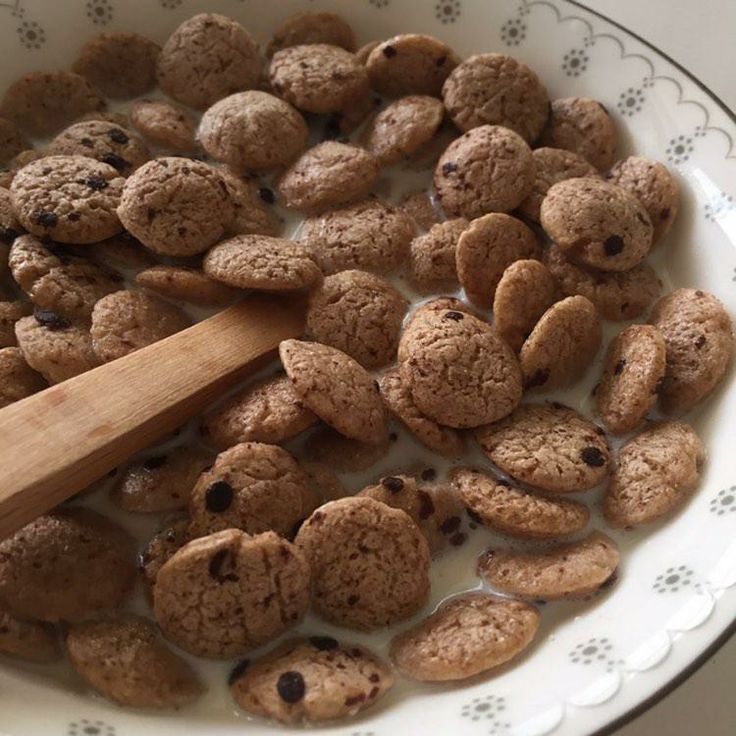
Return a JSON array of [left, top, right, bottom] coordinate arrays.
[[208, 548, 237, 582], [86, 175, 108, 191], [443, 310, 464, 321], [695, 290, 704, 297], [421, 468, 436, 482], [614, 359, 626, 375], [368, 673, 380, 683], [258, 187, 275, 204], [347, 594, 359, 605], [442, 161, 457, 175], [603, 235, 624, 256], [228, 659, 250, 685], [205, 480, 234, 512], [108, 128, 129, 144], [417, 490, 435, 519], [368, 686, 380, 698], [440, 516, 461, 534], [381, 476, 404, 493], [277, 671, 305, 703], [450, 531, 467, 546], [101, 152, 129, 171], [80, 137, 94, 148], [33, 210, 58, 228], [695, 335, 706, 349], [33, 308, 70, 330], [345, 693, 366, 706], [580, 446, 606, 467], [526, 368, 550, 388], [660, 207, 671, 221], [0, 226, 19, 244], [382, 45, 397, 57], [67, 212, 81, 221], [143, 455, 167, 470], [309, 635, 339, 651]]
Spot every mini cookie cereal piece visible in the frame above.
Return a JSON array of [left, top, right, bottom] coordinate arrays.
[[66, 615, 203, 708], [478, 531, 619, 600], [0, 346, 46, 408], [475, 403, 611, 493], [0, 148, 42, 189], [0, 117, 28, 165], [400, 190, 441, 231], [267, 11, 356, 56], [280, 339, 387, 444], [596, 325, 666, 434], [434, 125, 534, 218], [329, 89, 379, 134], [540, 177, 653, 272], [650, 288, 733, 413], [295, 497, 430, 630], [539, 97, 617, 170], [220, 169, 280, 237], [0, 186, 23, 247], [399, 308, 522, 428], [130, 100, 197, 153], [198, 91, 308, 173], [493, 259, 558, 352], [278, 142, 379, 213], [0, 602, 58, 662], [153, 529, 310, 658], [304, 426, 389, 473], [390, 592, 539, 681], [15, 313, 99, 384], [90, 290, 191, 363], [607, 156, 679, 243], [442, 53, 549, 142], [111, 446, 214, 513], [0, 71, 105, 136], [408, 218, 467, 292], [301, 461, 348, 502], [11, 155, 124, 243], [451, 467, 589, 538], [300, 197, 414, 275], [0, 300, 32, 348], [544, 242, 662, 321], [403, 297, 475, 331], [456, 213, 540, 308], [88, 232, 156, 271], [0, 508, 135, 622], [139, 518, 192, 595], [520, 295, 602, 390], [117, 157, 235, 256], [269, 44, 369, 114], [519, 147, 599, 222], [306, 269, 407, 369], [356, 40, 380, 64], [136, 265, 240, 307], [203, 235, 321, 291], [203, 373, 318, 449], [366, 34, 459, 97], [157, 13, 261, 110], [230, 637, 392, 724], [604, 421, 705, 528]]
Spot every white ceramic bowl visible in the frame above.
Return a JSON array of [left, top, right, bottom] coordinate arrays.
[[1, 1, 735, 735]]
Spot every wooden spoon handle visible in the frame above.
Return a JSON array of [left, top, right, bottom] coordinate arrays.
[[0, 295, 304, 540]]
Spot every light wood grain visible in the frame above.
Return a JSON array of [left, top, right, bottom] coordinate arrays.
[[0, 295, 304, 540]]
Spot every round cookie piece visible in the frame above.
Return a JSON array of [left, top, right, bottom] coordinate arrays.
[[401, 190, 441, 232], [456, 213, 540, 308], [130, 100, 197, 152], [230, 637, 392, 725], [154, 529, 310, 658], [451, 467, 589, 538], [85, 231, 156, 271], [11, 155, 124, 243], [156, 13, 261, 110], [220, 169, 280, 238], [66, 615, 203, 708], [0, 508, 135, 622], [477, 531, 619, 600], [366, 34, 459, 97], [604, 421, 705, 528], [0, 117, 28, 165], [434, 125, 534, 218], [649, 288, 733, 413], [539, 97, 617, 170], [188, 442, 317, 537], [408, 218, 467, 293], [0, 346, 47, 408], [139, 518, 192, 597], [267, 11, 356, 57], [356, 40, 380, 64], [493, 259, 558, 352], [390, 592, 539, 681], [295, 497, 430, 630], [303, 426, 389, 474], [520, 295, 602, 390], [0, 149, 42, 190], [136, 265, 240, 307], [596, 325, 666, 434], [475, 403, 611, 493], [0, 300, 32, 348], [0, 602, 58, 662], [306, 269, 407, 369]]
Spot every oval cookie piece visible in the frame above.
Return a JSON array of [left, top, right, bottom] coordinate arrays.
[[139, 518, 192, 597], [0, 346, 46, 408], [0, 301, 31, 349], [136, 266, 240, 307], [130, 99, 197, 153], [267, 11, 356, 56], [0, 601, 58, 662], [303, 426, 389, 474], [221, 169, 281, 238], [408, 218, 467, 293]]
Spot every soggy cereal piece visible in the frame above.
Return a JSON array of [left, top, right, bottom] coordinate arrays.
[[47, 120, 150, 175], [278, 142, 379, 213], [0, 602, 58, 662], [0, 117, 28, 165], [451, 467, 589, 538], [390, 592, 539, 681], [540, 177, 653, 272], [296, 497, 430, 630], [604, 421, 705, 528], [198, 91, 308, 173], [0, 508, 135, 622], [543, 243, 661, 321], [129, 100, 197, 153], [0, 300, 32, 348], [408, 218, 467, 292], [0, 346, 46, 408], [475, 403, 611, 493], [649, 288, 733, 413], [493, 260, 558, 352], [0, 71, 105, 136], [434, 125, 534, 218], [304, 425, 389, 473], [220, 169, 280, 237], [519, 147, 598, 222], [400, 190, 441, 231], [478, 531, 619, 600], [154, 529, 310, 658], [280, 339, 387, 445], [90, 290, 190, 363], [456, 213, 540, 308], [300, 197, 413, 275], [231, 637, 392, 724], [267, 11, 356, 57], [157, 13, 261, 110], [442, 53, 549, 142], [520, 295, 602, 390], [607, 156, 680, 243], [139, 518, 192, 596], [136, 265, 240, 307], [72, 32, 160, 99], [11, 155, 124, 243], [117, 157, 234, 256], [539, 97, 617, 170]]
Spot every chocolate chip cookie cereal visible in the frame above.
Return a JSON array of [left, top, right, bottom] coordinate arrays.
[[0, 601, 58, 662], [129, 100, 198, 152], [0, 346, 46, 408], [267, 11, 356, 57], [139, 517, 192, 596], [219, 169, 281, 237], [0, 300, 31, 348], [408, 218, 467, 293], [136, 265, 240, 307], [303, 426, 390, 473]]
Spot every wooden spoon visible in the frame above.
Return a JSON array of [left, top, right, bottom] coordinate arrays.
[[0, 294, 304, 540]]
